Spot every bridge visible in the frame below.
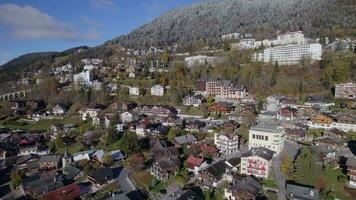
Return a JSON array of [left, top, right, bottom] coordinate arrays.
[[0, 89, 31, 101]]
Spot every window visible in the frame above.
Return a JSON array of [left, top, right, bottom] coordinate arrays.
[[265, 136, 268, 141], [252, 134, 255, 139]]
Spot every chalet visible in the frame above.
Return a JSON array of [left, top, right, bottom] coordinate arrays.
[[335, 83, 356, 100], [38, 154, 61, 170], [150, 139, 180, 181], [200, 144, 219, 158], [207, 102, 235, 114], [224, 176, 261, 200], [160, 115, 182, 127], [304, 95, 334, 109], [120, 111, 138, 123], [129, 87, 140, 96], [134, 105, 178, 116], [9, 100, 26, 113], [120, 101, 137, 111], [346, 157, 356, 188], [151, 84, 165, 96], [183, 95, 203, 107], [277, 107, 298, 121], [79, 104, 106, 121], [285, 128, 312, 142], [41, 183, 81, 200], [62, 164, 81, 181], [185, 120, 206, 132], [27, 100, 46, 112], [198, 160, 232, 187], [313, 136, 344, 150], [52, 103, 68, 115], [21, 171, 64, 198], [173, 134, 198, 147], [88, 167, 114, 187], [323, 128, 347, 139], [186, 156, 207, 173]]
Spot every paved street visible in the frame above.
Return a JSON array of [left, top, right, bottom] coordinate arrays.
[[272, 156, 286, 200]]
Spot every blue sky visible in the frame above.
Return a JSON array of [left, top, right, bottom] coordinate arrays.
[[0, 0, 199, 65]]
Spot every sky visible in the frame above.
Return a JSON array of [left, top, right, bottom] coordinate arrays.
[[0, 0, 200, 65]]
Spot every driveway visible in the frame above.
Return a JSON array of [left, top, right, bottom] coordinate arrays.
[[272, 156, 286, 200]]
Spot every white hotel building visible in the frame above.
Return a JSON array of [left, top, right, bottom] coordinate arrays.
[[248, 123, 286, 155], [253, 43, 322, 65]]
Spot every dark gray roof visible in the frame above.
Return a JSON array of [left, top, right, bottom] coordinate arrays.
[[226, 157, 241, 167], [206, 160, 230, 178], [286, 184, 320, 200], [346, 157, 356, 168], [63, 164, 81, 180], [88, 167, 114, 185], [231, 176, 261, 198], [242, 147, 274, 161], [39, 154, 61, 163], [174, 134, 197, 145]]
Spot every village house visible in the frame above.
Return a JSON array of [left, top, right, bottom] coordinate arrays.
[[286, 183, 320, 200], [224, 176, 262, 200], [150, 84, 165, 96], [38, 154, 61, 170], [214, 132, 239, 155], [88, 167, 114, 187], [346, 157, 356, 188], [52, 103, 68, 115], [186, 155, 207, 173], [185, 120, 206, 132], [248, 122, 286, 154], [285, 128, 313, 142], [304, 95, 334, 110], [172, 134, 198, 148], [120, 111, 137, 123], [41, 183, 82, 200], [277, 107, 298, 121], [200, 144, 219, 158], [134, 105, 177, 116], [207, 102, 235, 114], [335, 83, 356, 100], [72, 150, 95, 162], [307, 114, 356, 132], [129, 86, 140, 96], [240, 147, 274, 179], [150, 139, 180, 181], [183, 95, 203, 107], [198, 160, 233, 188], [79, 104, 106, 121]]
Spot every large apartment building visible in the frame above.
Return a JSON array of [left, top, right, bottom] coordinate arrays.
[[196, 79, 248, 100], [335, 83, 356, 100], [240, 147, 274, 179], [248, 122, 286, 154], [253, 43, 322, 65], [214, 132, 239, 155]]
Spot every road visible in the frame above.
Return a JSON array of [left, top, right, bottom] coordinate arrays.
[[272, 156, 286, 200]]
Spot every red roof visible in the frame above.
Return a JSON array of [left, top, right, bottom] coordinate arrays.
[[41, 183, 81, 200], [200, 144, 219, 154], [186, 156, 204, 166]]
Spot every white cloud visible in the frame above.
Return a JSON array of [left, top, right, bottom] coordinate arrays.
[[80, 16, 103, 27], [90, 0, 117, 12], [0, 3, 99, 41]]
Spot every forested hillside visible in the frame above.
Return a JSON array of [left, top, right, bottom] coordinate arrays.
[[113, 0, 356, 48]]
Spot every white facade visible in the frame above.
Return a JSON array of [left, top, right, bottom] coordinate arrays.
[[73, 70, 92, 86], [240, 154, 271, 179], [151, 85, 164, 96], [253, 43, 322, 65], [183, 96, 202, 107], [307, 121, 356, 132], [79, 108, 99, 121], [277, 31, 305, 45], [221, 32, 240, 40], [129, 87, 140, 96], [248, 123, 285, 154], [214, 133, 239, 155], [121, 111, 134, 123], [184, 55, 216, 68]]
